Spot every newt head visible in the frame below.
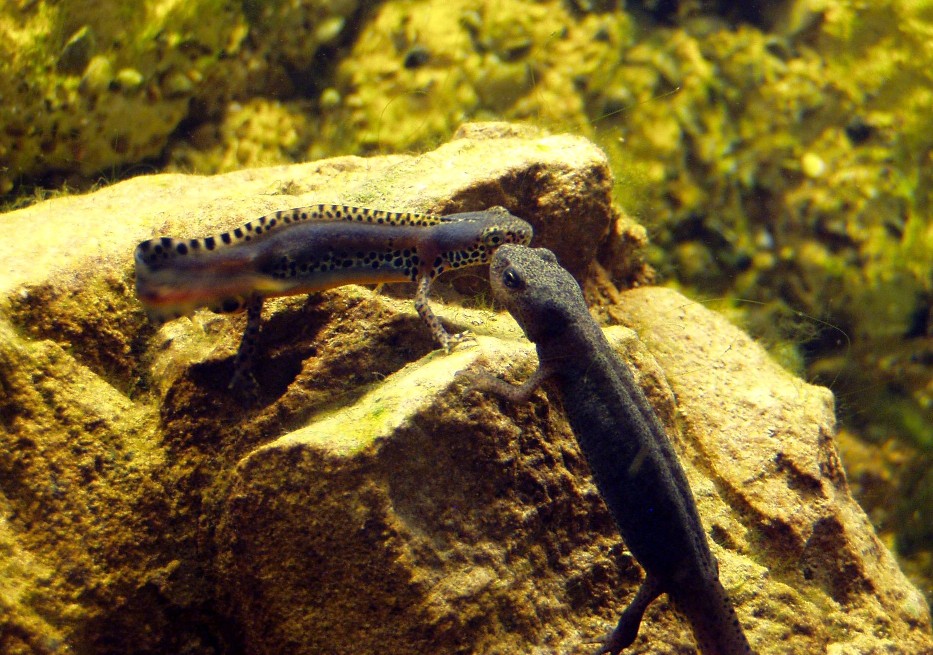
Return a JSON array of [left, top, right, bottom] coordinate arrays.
[[477, 206, 534, 249], [434, 206, 533, 251], [426, 207, 533, 275], [489, 244, 587, 344]]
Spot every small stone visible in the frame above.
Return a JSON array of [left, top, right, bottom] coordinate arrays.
[[315, 16, 345, 45], [403, 45, 431, 69], [319, 87, 341, 110], [79, 56, 113, 96], [57, 26, 95, 75], [501, 38, 533, 62], [801, 151, 826, 178], [114, 68, 145, 94], [845, 116, 874, 145], [162, 71, 194, 98]]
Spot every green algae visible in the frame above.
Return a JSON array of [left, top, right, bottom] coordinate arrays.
[[262, 342, 484, 456], [0, 0, 247, 194], [0, 0, 366, 194], [306, 0, 633, 156]]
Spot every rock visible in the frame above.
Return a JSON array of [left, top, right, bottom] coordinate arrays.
[[217, 290, 932, 655], [0, 125, 929, 654], [114, 67, 145, 94], [78, 55, 114, 97], [610, 288, 933, 652], [0, 125, 607, 653]]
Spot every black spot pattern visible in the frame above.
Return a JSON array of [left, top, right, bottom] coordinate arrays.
[[222, 298, 243, 313], [134, 204, 444, 269], [443, 245, 488, 269], [265, 246, 422, 281]]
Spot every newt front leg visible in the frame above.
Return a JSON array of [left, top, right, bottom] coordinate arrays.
[[228, 294, 263, 399]]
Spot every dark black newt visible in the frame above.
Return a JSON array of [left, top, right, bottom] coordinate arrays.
[[467, 245, 753, 655]]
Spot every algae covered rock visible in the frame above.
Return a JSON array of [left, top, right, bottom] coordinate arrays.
[[0, 125, 929, 654], [216, 304, 932, 654], [312, 0, 635, 156], [589, 1, 933, 452], [0, 0, 362, 196], [0, 1, 245, 195], [0, 124, 612, 653]]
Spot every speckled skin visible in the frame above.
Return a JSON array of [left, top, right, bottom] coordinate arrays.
[[472, 245, 752, 655], [135, 204, 532, 391]]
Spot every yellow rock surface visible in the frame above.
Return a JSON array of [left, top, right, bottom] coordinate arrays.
[[0, 126, 928, 654]]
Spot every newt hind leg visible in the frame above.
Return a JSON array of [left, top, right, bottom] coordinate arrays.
[[228, 295, 263, 400], [590, 575, 662, 655]]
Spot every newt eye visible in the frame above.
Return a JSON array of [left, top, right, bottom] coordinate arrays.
[[502, 267, 524, 290], [481, 227, 504, 246]]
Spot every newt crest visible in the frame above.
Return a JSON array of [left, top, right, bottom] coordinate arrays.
[[136, 204, 445, 272]]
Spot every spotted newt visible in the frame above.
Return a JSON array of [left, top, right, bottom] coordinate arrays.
[[467, 245, 753, 655], [135, 204, 532, 391]]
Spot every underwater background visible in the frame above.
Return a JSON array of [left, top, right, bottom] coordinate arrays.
[[1, 0, 930, 621]]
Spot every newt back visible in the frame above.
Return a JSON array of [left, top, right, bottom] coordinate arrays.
[[135, 204, 448, 322]]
